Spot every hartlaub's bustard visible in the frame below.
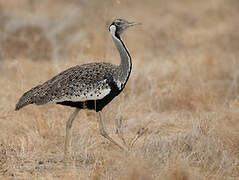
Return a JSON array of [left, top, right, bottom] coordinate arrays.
[[15, 19, 139, 159]]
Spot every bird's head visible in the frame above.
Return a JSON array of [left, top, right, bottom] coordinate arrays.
[[109, 19, 141, 37]]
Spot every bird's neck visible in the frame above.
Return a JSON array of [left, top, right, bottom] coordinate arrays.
[[111, 32, 132, 88]]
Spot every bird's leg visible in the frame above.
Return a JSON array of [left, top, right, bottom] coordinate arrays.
[[97, 111, 127, 152], [64, 108, 80, 162]]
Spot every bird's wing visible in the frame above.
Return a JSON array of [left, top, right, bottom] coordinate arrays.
[[19, 62, 117, 106], [51, 78, 112, 103]]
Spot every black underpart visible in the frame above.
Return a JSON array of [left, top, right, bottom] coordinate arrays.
[[57, 77, 122, 112]]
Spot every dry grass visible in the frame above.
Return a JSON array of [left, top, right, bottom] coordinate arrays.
[[1, 0, 239, 179]]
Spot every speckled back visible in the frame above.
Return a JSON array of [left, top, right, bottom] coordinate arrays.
[[15, 62, 121, 110]]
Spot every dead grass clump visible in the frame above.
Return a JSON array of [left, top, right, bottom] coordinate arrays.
[[100, 153, 154, 180], [160, 155, 192, 180], [140, 110, 239, 178], [124, 166, 153, 180], [216, 105, 239, 156], [159, 86, 216, 112], [0, 143, 7, 175]]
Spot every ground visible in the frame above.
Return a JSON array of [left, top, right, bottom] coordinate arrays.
[[1, 0, 239, 179]]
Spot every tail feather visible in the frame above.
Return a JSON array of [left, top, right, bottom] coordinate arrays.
[[15, 85, 41, 111], [15, 91, 34, 111]]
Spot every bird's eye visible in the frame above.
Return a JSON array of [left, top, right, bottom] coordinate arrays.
[[115, 22, 121, 26]]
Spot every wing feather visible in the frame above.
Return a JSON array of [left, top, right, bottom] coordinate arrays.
[[51, 79, 111, 103], [16, 62, 118, 108]]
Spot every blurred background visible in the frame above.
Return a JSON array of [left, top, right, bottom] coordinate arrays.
[[1, 0, 238, 61], [1, 0, 239, 179]]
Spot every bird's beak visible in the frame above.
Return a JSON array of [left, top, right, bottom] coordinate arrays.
[[127, 21, 142, 27]]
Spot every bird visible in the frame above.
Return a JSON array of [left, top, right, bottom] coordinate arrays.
[[15, 19, 140, 160]]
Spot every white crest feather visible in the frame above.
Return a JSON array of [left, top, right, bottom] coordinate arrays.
[[110, 25, 116, 36]]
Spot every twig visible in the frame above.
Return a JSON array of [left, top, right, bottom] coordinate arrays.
[[129, 121, 152, 149], [115, 116, 127, 147]]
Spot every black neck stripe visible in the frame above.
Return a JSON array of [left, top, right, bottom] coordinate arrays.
[[114, 32, 131, 61]]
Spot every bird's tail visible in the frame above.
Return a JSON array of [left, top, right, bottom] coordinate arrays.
[[15, 85, 40, 111]]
